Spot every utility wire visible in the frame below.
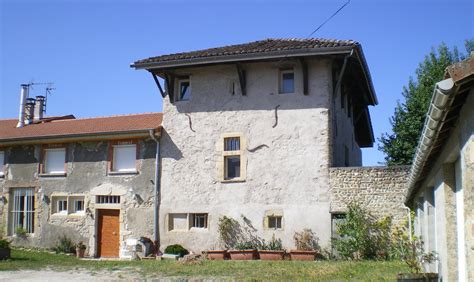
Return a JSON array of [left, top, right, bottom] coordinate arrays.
[[306, 0, 351, 38]]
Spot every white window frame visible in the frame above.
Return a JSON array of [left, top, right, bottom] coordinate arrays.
[[9, 188, 35, 235], [221, 135, 245, 182], [112, 144, 137, 173], [190, 213, 208, 229], [96, 195, 121, 204], [0, 151, 4, 177], [177, 77, 191, 101], [70, 197, 85, 215], [43, 148, 66, 174], [279, 69, 295, 94], [56, 199, 68, 215]]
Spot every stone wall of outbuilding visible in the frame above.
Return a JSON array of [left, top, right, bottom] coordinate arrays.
[[329, 165, 410, 226]]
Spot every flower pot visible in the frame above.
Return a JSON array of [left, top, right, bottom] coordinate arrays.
[[228, 249, 257, 260], [397, 273, 439, 282], [76, 248, 86, 258], [258, 250, 285, 260], [205, 250, 228, 260], [0, 248, 11, 260], [289, 250, 316, 261]]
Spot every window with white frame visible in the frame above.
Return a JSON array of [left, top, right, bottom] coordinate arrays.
[[279, 69, 295, 94], [43, 148, 66, 174], [177, 78, 191, 101], [112, 144, 136, 172], [0, 151, 4, 177], [70, 197, 85, 215], [223, 137, 241, 180], [9, 188, 35, 235], [190, 213, 208, 229], [267, 215, 282, 230]]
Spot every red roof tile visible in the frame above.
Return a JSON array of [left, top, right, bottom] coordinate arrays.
[[0, 113, 162, 142]]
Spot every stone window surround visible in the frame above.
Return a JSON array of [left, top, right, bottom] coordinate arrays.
[[107, 140, 140, 175], [217, 133, 247, 183], [39, 144, 67, 177], [263, 209, 284, 231], [50, 193, 87, 217], [166, 213, 209, 232]]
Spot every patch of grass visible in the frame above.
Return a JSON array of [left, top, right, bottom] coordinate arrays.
[[0, 249, 409, 280]]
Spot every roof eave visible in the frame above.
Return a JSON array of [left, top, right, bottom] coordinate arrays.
[[0, 128, 161, 146]]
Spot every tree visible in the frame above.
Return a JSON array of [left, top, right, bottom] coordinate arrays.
[[378, 40, 473, 165]]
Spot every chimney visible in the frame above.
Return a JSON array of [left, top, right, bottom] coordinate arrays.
[[25, 98, 36, 125], [16, 84, 29, 128], [34, 95, 45, 121]]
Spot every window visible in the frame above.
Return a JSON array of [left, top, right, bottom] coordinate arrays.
[[168, 213, 188, 231], [43, 148, 66, 174], [178, 78, 191, 101], [0, 151, 4, 177], [224, 137, 241, 180], [97, 195, 120, 204], [279, 70, 294, 94], [190, 213, 208, 229], [9, 188, 35, 235], [56, 199, 68, 215], [268, 216, 282, 229], [70, 197, 85, 215], [112, 144, 136, 173]]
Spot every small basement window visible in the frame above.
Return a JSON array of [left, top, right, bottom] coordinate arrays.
[[0, 151, 4, 177], [178, 78, 191, 101], [279, 69, 294, 94], [52, 197, 68, 216], [268, 216, 282, 229], [168, 213, 188, 231], [43, 148, 66, 174], [112, 144, 137, 173], [97, 195, 121, 204], [190, 213, 208, 229], [70, 197, 85, 215]]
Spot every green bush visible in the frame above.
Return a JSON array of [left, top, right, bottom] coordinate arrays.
[[294, 229, 319, 251], [164, 244, 189, 257], [332, 202, 393, 260], [52, 235, 76, 254], [0, 239, 10, 249], [15, 227, 28, 238], [234, 241, 257, 250], [218, 216, 241, 249]]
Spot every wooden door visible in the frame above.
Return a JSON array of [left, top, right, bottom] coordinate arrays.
[[97, 209, 120, 257]]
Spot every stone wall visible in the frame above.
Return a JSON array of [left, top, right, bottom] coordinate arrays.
[[329, 166, 410, 226]]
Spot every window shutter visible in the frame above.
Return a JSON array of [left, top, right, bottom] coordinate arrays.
[[45, 149, 66, 174], [113, 145, 136, 172]]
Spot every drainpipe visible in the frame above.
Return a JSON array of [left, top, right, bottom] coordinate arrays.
[[148, 129, 161, 248]]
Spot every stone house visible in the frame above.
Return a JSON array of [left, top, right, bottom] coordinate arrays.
[[0, 106, 162, 258], [131, 38, 392, 251], [406, 54, 474, 281]]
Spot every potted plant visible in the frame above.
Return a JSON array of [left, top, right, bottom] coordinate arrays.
[[228, 241, 257, 260], [289, 229, 318, 261], [163, 244, 189, 260], [0, 239, 11, 260], [76, 242, 87, 258], [258, 234, 285, 260], [396, 237, 437, 282]]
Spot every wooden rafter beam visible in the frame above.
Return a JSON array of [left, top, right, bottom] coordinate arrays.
[[150, 72, 166, 98], [299, 58, 308, 95], [236, 64, 246, 96]]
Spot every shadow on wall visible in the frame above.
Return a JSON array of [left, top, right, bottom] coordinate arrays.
[[159, 129, 183, 161]]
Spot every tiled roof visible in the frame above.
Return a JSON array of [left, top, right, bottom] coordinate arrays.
[[0, 113, 162, 142], [132, 38, 358, 67]]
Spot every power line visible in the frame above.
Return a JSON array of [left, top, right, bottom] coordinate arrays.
[[306, 0, 351, 38]]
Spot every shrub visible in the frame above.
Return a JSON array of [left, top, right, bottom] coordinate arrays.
[[262, 234, 283, 251], [294, 229, 319, 251], [164, 244, 189, 257], [332, 202, 394, 260], [76, 241, 86, 250], [15, 227, 28, 238], [218, 216, 241, 249], [52, 235, 76, 254], [0, 239, 10, 249]]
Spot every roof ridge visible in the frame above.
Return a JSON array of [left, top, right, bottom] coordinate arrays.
[[53, 112, 162, 122]]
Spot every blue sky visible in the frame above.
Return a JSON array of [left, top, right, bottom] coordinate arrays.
[[1, 0, 472, 165]]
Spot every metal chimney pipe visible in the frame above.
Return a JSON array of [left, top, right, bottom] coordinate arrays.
[[34, 96, 45, 121], [16, 84, 29, 128]]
